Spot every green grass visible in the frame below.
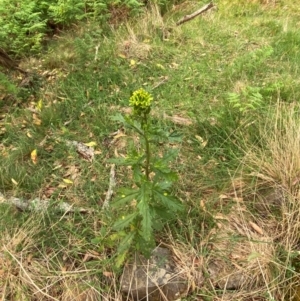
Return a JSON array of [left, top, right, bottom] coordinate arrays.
[[1, 0, 300, 300]]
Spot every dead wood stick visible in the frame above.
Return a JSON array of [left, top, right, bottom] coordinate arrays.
[[0, 192, 92, 214], [102, 164, 116, 209], [176, 2, 214, 26], [0, 48, 28, 74]]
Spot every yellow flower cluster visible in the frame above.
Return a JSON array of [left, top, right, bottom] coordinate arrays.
[[129, 88, 153, 115]]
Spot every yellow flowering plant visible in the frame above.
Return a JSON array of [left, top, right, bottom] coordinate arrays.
[[109, 89, 184, 266]]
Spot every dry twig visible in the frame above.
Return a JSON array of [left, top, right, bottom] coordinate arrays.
[[102, 164, 116, 209], [176, 2, 214, 26]]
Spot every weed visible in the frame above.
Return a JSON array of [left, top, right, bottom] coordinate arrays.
[[106, 89, 184, 266]]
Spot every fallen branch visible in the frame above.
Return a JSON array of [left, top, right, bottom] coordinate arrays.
[[0, 48, 28, 74], [0, 193, 92, 213], [176, 2, 214, 26], [102, 164, 116, 209]]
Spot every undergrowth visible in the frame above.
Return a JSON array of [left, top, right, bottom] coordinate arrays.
[[1, 0, 300, 300]]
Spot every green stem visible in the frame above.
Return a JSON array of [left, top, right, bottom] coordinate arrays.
[[143, 113, 150, 181]]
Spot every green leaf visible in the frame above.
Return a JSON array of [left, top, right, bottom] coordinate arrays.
[[153, 206, 174, 222], [153, 189, 184, 212], [111, 113, 126, 123], [162, 149, 179, 162], [111, 189, 139, 207], [134, 182, 152, 241], [153, 169, 178, 182], [167, 130, 182, 143], [115, 250, 128, 268], [137, 199, 152, 241], [155, 180, 173, 190], [112, 212, 138, 231], [152, 149, 179, 173], [118, 232, 135, 253], [115, 232, 135, 267]]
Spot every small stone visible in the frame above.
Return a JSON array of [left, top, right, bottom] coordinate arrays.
[[120, 247, 188, 301]]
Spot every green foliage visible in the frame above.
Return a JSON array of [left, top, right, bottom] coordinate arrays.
[[226, 86, 264, 115], [231, 45, 274, 77], [0, 0, 145, 56], [108, 89, 184, 266], [48, 0, 86, 25], [0, 0, 47, 55], [0, 73, 18, 96]]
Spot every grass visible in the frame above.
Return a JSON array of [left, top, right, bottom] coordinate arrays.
[[1, 0, 300, 300]]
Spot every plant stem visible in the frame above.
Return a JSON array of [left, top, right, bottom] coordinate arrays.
[[143, 113, 150, 181]]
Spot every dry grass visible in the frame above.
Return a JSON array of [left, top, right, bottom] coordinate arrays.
[[235, 101, 300, 300], [116, 3, 179, 60], [0, 215, 115, 301], [162, 102, 300, 301]]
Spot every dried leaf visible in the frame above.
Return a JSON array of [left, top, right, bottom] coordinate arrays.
[[214, 213, 229, 220], [247, 252, 261, 261], [11, 178, 18, 185], [84, 141, 97, 147], [58, 184, 67, 188], [219, 194, 229, 199], [249, 221, 264, 235], [44, 186, 56, 198], [156, 63, 165, 69], [103, 271, 113, 278], [200, 199, 206, 210], [163, 113, 193, 126], [63, 178, 73, 185], [195, 135, 208, 148], [36, 99, 43, 111], [52, 164, 62, 170], [32, 113, 42, 125], [113, 133, 126, 140], [31, 149, 38, 164]]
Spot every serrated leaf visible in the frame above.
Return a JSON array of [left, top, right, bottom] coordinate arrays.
[[115, 251, 127, 268], [117, 232, 135, 254], [153, 168, 178, 182], [153, 205, 173, 221], [156, 149, 179, 166], [113, 212, 138, 231], [153, 189, 184, 212], [137, 200, 151, 241], [155, 181, 172, 190], [115, 232, 135, 267], [111, 113, 126, 123], [167, 130, 183, 142], [111, 189, 139, 207]]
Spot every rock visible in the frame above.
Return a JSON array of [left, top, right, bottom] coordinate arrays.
[[208, 260, 246, 290], [120, 247, 188, 301]]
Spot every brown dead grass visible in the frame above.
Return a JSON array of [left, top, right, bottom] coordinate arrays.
[[165, 102, 300, 301], [0, 215, 114, 301]]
